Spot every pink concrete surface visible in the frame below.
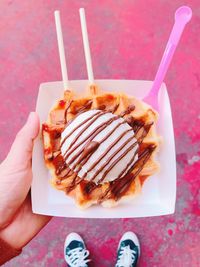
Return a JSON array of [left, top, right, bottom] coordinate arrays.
[[0, 0, 200, 266]]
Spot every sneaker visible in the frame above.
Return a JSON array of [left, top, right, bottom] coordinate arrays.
[[115, 231, 140, 267], [64, 232, 91, 267]]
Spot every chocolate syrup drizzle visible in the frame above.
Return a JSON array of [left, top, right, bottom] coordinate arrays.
[[71, 99, 93, 115], [64, 100, 73, 124], [99, 144, 156, 201], [64, 114, 124, 164], [50, 101, 156, 201]]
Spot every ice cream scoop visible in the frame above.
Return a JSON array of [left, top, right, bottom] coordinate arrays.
[[60, 109, 139, 184]]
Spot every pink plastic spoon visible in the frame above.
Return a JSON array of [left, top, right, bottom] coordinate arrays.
[[143, 6, 192, 111]]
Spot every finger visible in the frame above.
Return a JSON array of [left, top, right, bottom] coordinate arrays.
[[0, 198, 51, 250], [5, 112, 40, 167]]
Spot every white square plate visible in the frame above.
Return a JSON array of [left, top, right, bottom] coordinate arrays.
[[31, 80, 176, 218]]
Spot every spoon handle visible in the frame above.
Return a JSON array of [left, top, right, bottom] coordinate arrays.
[[149, 7, 192, 97], [149, 42, 176, 97]]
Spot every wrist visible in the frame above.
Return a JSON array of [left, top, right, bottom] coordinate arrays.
[[0, 236, 22, 265], [0, 227, 24, 250]]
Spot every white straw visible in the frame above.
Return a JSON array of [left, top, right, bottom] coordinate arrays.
[[54, 10, 69, 89], [79, 8, 94, 85]]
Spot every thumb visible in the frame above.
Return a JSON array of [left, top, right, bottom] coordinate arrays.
[[5, 112, 40, 167], [0, 112, 40, 228]]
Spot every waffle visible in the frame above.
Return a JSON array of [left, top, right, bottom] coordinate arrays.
[[42, 86, 160, 209]]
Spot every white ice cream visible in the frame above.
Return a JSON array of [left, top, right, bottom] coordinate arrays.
[[61, 109, 138, 184]]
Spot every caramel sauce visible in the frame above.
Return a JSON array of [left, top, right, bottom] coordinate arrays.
[[139, 175, 148, 186], [53, 154, 67, 175]]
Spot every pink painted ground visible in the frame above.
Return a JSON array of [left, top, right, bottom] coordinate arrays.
[[0, 1, 200, 266]]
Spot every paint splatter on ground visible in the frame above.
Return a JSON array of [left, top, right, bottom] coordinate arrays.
[[0, 1, 200, 266]]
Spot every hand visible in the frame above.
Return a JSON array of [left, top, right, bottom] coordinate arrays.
[[0, 112, 51, 250]]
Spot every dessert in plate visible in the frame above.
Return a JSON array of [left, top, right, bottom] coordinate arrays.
[[42, 86, 160, 209]]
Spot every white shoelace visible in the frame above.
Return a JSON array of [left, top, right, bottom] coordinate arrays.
[[115, 245, 137, 267], [66, 247, 90, 267]]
